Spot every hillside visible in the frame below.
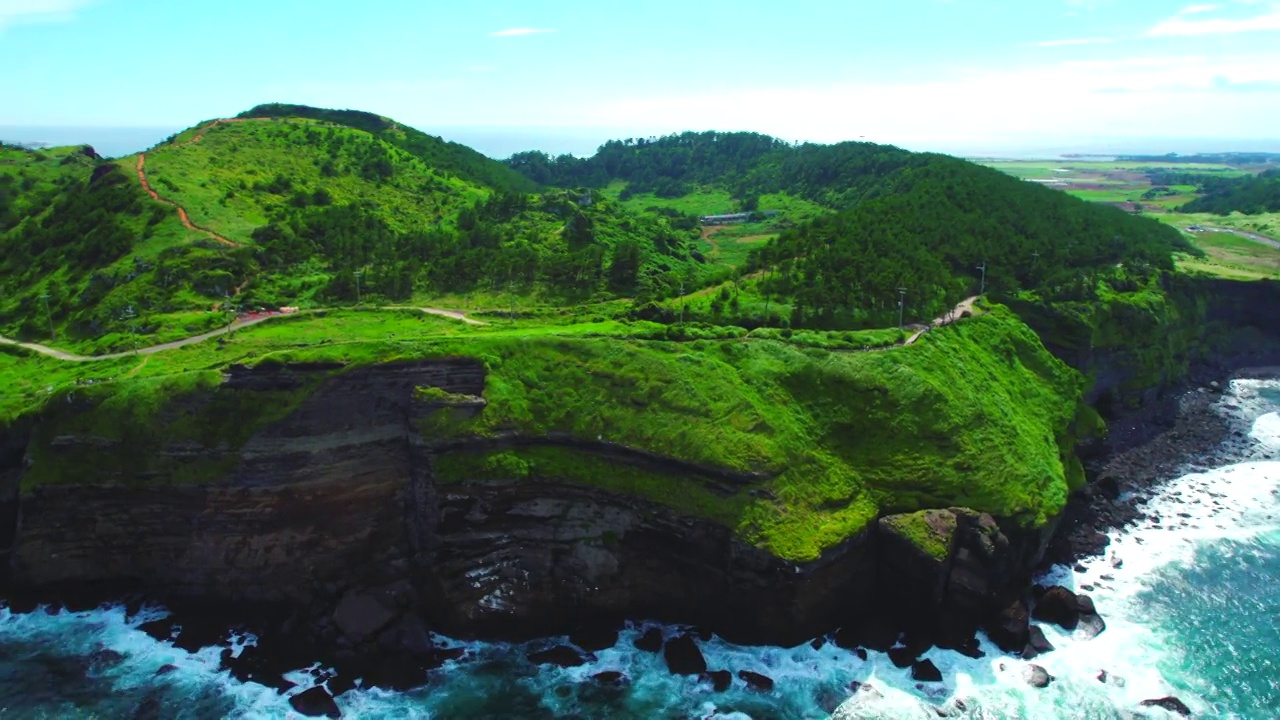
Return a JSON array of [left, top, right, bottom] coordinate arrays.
[[515, 133, 1198, 328], [1180, 168, 1280, 215], [0, 110, 706, 352], [237, 104, 538, 195]]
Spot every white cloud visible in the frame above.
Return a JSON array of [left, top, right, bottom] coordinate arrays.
[[1034, 37, 1114, 46], [0, 0, 91, 30], [1178, 4, 1220, 14], [573, 53, 1280, 148], [489, 28, 556, 37], [1147, 6, 1280, 35]]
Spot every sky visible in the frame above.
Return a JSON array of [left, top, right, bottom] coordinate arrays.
[[1, 0, 1279, 157]]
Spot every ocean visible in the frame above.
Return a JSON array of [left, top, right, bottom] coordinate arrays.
[[2, 377, 1278, 719]]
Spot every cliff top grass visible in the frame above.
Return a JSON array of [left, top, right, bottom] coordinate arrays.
[[4, 304, 1085, 562]]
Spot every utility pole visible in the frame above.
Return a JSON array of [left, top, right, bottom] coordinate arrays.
[[354, 269, 363, 306], [39, 292, 55, 341], [897, 287, 907, 329], [679, 281, 685, 324], [976, 261, 987, 296], [1032, 250, 1040, 266]]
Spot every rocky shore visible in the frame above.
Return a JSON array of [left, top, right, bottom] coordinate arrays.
[[1050, 365, 1280, 568]]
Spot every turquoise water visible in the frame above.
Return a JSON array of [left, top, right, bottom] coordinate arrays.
[[2, 379, 1278, 719]]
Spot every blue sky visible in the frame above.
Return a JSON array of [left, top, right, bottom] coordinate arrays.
[[2, 0, 1278, 155]]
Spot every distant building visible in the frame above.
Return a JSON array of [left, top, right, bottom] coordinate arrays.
[[700, 212, 753, 225]]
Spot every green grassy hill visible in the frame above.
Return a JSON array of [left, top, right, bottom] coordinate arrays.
[[238, 103, 538, 195], [0, 109, 708, 353]]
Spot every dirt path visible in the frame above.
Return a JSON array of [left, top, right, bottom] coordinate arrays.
[[0, 314, 281, 362], [133, 117, 275, 249], [135, 153, 239, 247], [904, 296, 981, 346], [0, 305, 487, 362]]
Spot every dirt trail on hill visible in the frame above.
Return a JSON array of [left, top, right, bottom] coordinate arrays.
[[0, 314, 276, 362], [904, 296, 980, 346], [133, 117, 274, 248], [135, 153, 239, 247], [0, 306, 486, 361]]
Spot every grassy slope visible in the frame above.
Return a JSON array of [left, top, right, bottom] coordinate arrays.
[[5, 305, 1084, 562], [140, 119, 488, 243]]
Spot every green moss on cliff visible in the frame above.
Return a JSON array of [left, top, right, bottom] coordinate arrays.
[[881, 510, 955, 561], [415, 306, 1083, 560], [433, 446, 747, 526], [21, 368, 327, 489]]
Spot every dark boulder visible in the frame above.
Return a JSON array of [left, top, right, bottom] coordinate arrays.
[[888, 646, 918, 668], [591, 671, 628, 686], [984, 599, 1029, 653], [528, 645, 588, 668], [138, 617, 178, 642], [634, 627, 664, 653], [1140, 696, 1191, 716], [911, 659, 943, 682], [1023, 664, 1054, 688], [1076, 594, 1097, 616], [664, 634, 707, 675], [570, 623, 619, 653], [738, 670, 775, 692], [1078, 613, 1107, 639], [289, 686, 342, 718], [1021, 626, 1055, 659], [331, 591, 397, 644], [87, 647, 125, 670], [377, 615, 433, 657], [705, 669, 732, 692], [1031, 586, 1080, 630]]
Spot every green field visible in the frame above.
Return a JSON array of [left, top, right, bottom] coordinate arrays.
[[1176, 230, 1280, 280]]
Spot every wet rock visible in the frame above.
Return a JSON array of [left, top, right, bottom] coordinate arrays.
[[289, 686, 342, 718], [888, 646, 918, 668], [663, 634, 706, 675], [1021, 625, 1055, 659], [738, 670, 775, 692], [911, 659, 942, 682], [332, 591, 397, 644], [87, 647, 125, 670], [362, 658, 430, 691], [810, 636, 827, 651], [528, 645, 588, 668], [377, 615, 433, 657], [570, 623, 619, 652], [1140, 696, 1192, 716], [222, 644, 296, 694], [1076, 595, 1097, 615], [172, 617, 229, 653], [591, 670, 628, 686], [154, 664, 179, 676], [984, 598, 1029, 653], [1023, 664, 1054, 688], [633, 627, 664, 653], [138, 617, 178, 642], [853, 647, 868, 661], [705, 669, 732, 692], [1077, 613, 1107, 639], [1031, 586, 1080, 630]]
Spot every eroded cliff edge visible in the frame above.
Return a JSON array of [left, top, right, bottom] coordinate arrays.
[[2, 280, 1276, 671], [0, 308, 1089, 663]]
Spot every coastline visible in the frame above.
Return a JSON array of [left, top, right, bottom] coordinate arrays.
[[2, 362, 1279, 710]]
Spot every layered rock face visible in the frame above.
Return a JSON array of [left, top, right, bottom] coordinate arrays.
[[1, 359, 1046, 653]]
